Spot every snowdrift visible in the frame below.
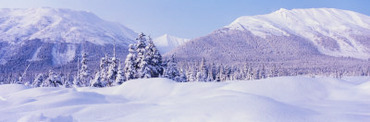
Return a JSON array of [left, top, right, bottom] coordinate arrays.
[[1, 76, 370, 122]]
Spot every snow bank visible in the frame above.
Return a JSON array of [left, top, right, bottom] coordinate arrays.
[[0, 76, 370, 122]]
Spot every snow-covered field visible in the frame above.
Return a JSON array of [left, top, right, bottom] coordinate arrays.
[[1, 76, 370, 122]]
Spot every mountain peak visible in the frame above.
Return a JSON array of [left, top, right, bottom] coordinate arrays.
[[154, 34, 190, 54], [162, 33, 170, 37], [274, 8, 288, 13]]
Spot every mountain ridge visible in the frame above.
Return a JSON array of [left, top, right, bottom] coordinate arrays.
[[0, 8, 137, 45], [224, 8, 370, 59], [167, 8, 369, 72], [0, 8, 137, 75]]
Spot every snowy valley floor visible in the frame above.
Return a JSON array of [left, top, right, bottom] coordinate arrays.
[[1, 76, 370, 122]]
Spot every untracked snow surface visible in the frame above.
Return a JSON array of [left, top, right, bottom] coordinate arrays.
[[1, 76, 370, 122]]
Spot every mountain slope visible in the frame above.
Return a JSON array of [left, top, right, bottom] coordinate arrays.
[[0, 8, 136, 45], [0, 8, 137, 75], [226, 8, 370, 59], [153, 34, 189, 54], [169, 8, 370, 62]]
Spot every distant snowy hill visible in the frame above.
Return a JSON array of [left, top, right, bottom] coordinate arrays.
[[226, 8, 370, 59], [1, 77, 370, 121], [153, 34, 189, 54], [169, 8, 370, 68], [0, 8, 137, 73], [0, 8, 136, 45]]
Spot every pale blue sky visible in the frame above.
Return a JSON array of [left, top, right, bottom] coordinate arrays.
[[0, 0, 369, 38]]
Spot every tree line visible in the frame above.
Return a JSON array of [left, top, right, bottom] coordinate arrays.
[[1, 33, 370, 87], [2, 33, 184, 87]]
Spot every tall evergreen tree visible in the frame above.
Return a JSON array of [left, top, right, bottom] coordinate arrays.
[[186, 67, 196, 82], [248, 66, 254, 80], [206, 69, 214, 82], [146, 36, 163, 77], [135, 33, 147, 72], [219, 65, 226, 81], [91, 56, 109, 87], [78, 52, 91, 86], [124, 44, 138, 80], [138, 55, 152, 78], [115, 62, 126, 85], [255, 67, 261, 80], [164, 55, 181, 81], [260, 65, 266, 79], [197, 58, 208, 82], [137, 36, 163, 78], [107, 57, 119, 86]]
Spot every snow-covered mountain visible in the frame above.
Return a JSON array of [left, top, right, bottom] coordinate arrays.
[[0, 8, 137, 73], [169, 8, 370, 68], [0, 7, 136, 45], [226, 8, 370, 59], [153, 34, 189, 54]]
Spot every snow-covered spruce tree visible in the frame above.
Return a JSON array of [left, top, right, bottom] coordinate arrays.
[[210, 63, 218, 80], [196, 71, 201, 81], [232, 69, 242, 80], [206, 68, 214, 82], [124, 44, 138, 80], [186, 67, 196, 82], [73, 56, 82, 87], [73, 75, 81, 87], [225, 66, 232, 81], [247, 66, 254, 80], [268, 64, 278, 78], [240, 64, 248, 80], [91, 72, 103, 87], [135, 33, 147, 74], [42, 70, 63, 87], [218, 65, 225, 81], [163, 55, 181, 81], [138, 54, 152, 78], [260, 65, 266, 79], [138, 36, 163, 78], [91, 55, 109, 87], [196, 58, 208, 82], [255, 67, 261, 80], [107, 57, 119, 86], [102, 54, 110, 80], [146, 36, 163, 77], [32, 74, 44, 87], [78, 52, 91, 87], [63, 76, 74, 88], [176, 69, 187, 82], [115, 62, 126, 85]]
